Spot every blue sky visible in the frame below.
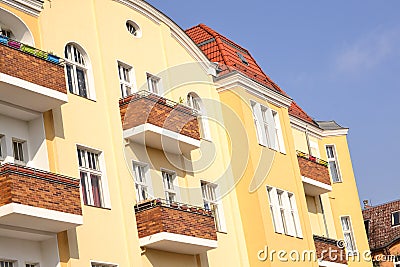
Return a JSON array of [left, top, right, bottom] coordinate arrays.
[[147, 0, 400, 206]]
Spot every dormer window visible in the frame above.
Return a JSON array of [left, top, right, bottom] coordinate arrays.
[[237, 52, 249, 66], [392, 211, 400, 227]]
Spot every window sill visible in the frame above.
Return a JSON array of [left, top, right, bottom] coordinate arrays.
[[201, 137, 213, 143], [69, 92, 97, 102], [84, 204, 111, 210]]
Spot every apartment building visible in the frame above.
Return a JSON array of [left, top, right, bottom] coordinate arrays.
[[363, 200, 400, 267], [186, 24, 372, 267], [0, 0, 370, 266]]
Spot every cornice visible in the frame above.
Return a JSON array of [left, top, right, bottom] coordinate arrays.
[[215, 71, 292, 109], [0, 0, 43, 17], [290, 115, 349, 138]]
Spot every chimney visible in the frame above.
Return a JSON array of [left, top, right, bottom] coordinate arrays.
[[363, 200, 371, 209]]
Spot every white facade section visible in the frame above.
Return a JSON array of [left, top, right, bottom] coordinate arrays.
[[0, 236, 60, 267], [0, 114, 49, 170]]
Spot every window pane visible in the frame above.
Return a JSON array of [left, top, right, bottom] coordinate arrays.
[[341, 217, 350, 231], [393, 212, 400, 226], [91, 175, 102, 207], [13, 141, 19, 160], [326, 146, 334, 158], [18, 142, 24, 161], [66, 64, 74, 93], [76, 68, 87, 98], [329, 161, 340, 182], [80, 172, 89, 205]]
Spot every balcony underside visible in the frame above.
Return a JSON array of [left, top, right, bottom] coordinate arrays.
[[0, 74, 68, 120], [0, 203, 82, 240], [139, 232, 218, 255], [302, 176, 332, 196], [124, 123, 201, 154]]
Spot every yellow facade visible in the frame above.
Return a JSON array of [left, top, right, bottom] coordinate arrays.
[[0, 0, 371, 267]]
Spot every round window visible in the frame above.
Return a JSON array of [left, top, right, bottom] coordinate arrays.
[[126, 20, 142, 38]]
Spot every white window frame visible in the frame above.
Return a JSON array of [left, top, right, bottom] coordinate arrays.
[[147, 73, 162, 95], [271, 109, 286, 153], [251, 101, 263, 144], [65, 43, 92, 99], [392, 211, 400, 227], [340, 215, 357, 255], [117, 61, 136, 98], [201, 181, 227, 232], [133, 161, 152, 203], [326, 144, 342, 183], [187, 93, 211, 140], [161, 169, 178, 203], [266, 186, 302, 238], [12, 138, 27, 165], [77, 146, 110, 208], [0, 260, 16, 267], [250, 101, 285, 153]]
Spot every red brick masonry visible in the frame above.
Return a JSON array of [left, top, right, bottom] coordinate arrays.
[[120, 92, 201, 140], [314, 235, 348, 264], [363, 200, 400, 251], [135, 201, 217, 241], [297, 156, 331, 186], [0, 43, 67, 93], [0, 163, 82, 215]]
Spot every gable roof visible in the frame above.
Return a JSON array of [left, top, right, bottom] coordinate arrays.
[[185, 24, 317, 125]]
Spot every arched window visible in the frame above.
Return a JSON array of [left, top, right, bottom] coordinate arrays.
[[64, 43, 90, 98], [187, 93, 211, 140]]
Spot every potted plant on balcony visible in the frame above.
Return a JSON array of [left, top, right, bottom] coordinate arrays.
[[35, 50, 48, 60], [0, 35, 8, 44], [309, 155, 316, 162], [21, 44, 36, 56], [47, 52, 60, 64], [7, 40, 21, 49]]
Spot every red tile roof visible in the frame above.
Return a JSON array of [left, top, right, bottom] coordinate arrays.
[[185, 24, 316, 125]]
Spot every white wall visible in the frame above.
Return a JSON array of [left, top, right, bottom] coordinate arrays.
[[0, 114, 49, 170], [0, 236, 60, 267]]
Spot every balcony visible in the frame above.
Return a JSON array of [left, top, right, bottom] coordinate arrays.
[[0, 36, 67, 120], [120, 91, 201, 154], [0, 163, 82, 240], [134, 199, 218, 254], [314, 235, 348, 265], [297, 151, 332, 196]]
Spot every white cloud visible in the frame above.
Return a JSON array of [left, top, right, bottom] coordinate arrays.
[[334, 27, 400, 73]]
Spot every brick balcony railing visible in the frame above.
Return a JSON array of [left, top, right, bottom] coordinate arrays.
[[297, 151, 331, 186], [135, 199, 217, 241], [119, 91, 201, 140], [0, 35, 67, 93], [314, 235, 348, 265], [0, 163, 82, 215]]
